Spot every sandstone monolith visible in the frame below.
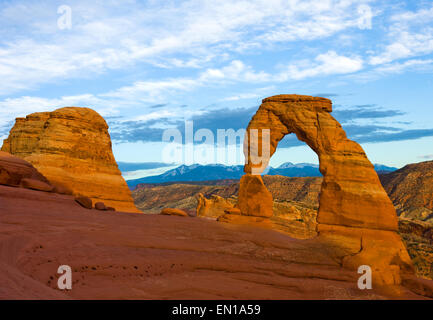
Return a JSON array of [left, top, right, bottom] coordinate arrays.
[[2, 107, 140, 213]]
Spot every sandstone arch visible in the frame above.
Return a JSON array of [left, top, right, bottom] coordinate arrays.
[[238, 94, 413, 286]]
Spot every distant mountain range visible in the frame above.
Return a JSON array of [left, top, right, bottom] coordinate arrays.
[[126, 162, 398, 188]]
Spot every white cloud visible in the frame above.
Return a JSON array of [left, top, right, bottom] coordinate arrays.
[[103, 60, 270, 102], [375, 59, 433, 74], [102, 78, 199, 102], [278, 51, 363, 80], [0, 59, 270, 131], [390, 5, 433, 23], [0, 49, 365, 129], [0, 94, 110, 123], [369, 4, 433, 65], [0, 0, 373, 96], [220, 86, 276, 102], [101, 51, 365, 104], [221, 93, 261, 102], [132, 110, 178, 122], [200, 60, 270, 82], [346, 58, 433, 83], [370, 30, 433, 65]]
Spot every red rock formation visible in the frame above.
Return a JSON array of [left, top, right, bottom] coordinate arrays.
[[1, 107, 139, 213], [235, 94, 413, 286], [237, 174, 273, 218], [95, 202, 107, 211], [75, 196, 93, 209], [160, 208, 189, 217], [196, 193, 235, 218]]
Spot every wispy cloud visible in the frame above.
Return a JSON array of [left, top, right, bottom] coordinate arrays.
[[1, 0, 433, 164], [278, 51, 364, 81], [356, 129, 433, 143], [332, 104, 405, 122], [0, 0, 373, 96], [107, 102, 433, 147], [369, 4, 433, 65]]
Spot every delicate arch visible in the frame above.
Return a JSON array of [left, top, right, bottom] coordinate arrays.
[[241, 94, 397, 231], [236, 95, 413, 285]]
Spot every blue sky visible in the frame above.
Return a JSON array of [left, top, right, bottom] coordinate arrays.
[[1, 0, 433, 176]]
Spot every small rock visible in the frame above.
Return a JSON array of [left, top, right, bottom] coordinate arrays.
[[52, 183, 73, 195], [160, 208, 188, 217], [95, 202, 107, 210], [75, 196, 93, 209], [224, 208, 241, 215], [0, 167, 16, 186], [20, 178, 54, 192], [106, 207, 115, 211]]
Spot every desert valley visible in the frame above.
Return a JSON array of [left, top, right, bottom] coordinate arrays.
[[1, 95, 432, 300]]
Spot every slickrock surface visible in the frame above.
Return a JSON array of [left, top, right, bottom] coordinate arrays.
[[380, 161, 433, 223], [234, 94, 413, 286], [0, 185, 431, 300], [1, 107, 139, 213]]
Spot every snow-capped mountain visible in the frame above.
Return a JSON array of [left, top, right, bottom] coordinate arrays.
[[126, 162, 397, 188]]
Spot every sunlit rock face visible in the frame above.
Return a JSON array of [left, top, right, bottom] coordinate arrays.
[[235, 94, 413, 286], [2, 107, 140, 213]]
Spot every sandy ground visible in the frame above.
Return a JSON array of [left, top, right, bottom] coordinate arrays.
[[0, 185, 430, 300]]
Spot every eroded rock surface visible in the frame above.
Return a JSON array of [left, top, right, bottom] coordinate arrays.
[[196, 193, 235, 218], [380, 161, 433, 223], [1, 107, 139, 213], [399, 219, 433, 279]]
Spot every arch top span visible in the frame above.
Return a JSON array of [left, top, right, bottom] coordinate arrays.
[[262, 94, 332, 112]]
